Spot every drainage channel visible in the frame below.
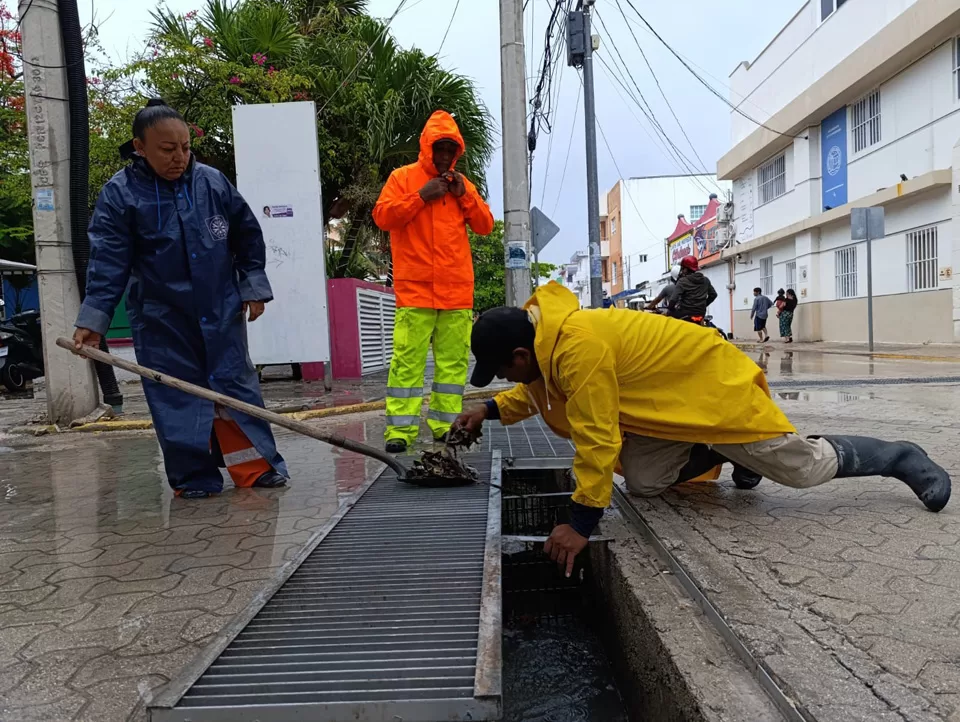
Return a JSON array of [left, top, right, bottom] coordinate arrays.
[[149, 452, 502, 722]]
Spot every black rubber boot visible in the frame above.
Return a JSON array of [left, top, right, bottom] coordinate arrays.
[[732, 465, 762, 489], [252, 470, 288, 489], [385, 439, 407, 454], [179, 489, 215, 500], [822, 436, 951, 512]]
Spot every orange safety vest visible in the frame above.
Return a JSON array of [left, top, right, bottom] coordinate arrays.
[[373, 110, 494, 310]]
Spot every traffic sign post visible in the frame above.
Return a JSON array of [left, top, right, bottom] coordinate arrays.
[[851, 207, 885, 352], [530, 206, 560, 289]]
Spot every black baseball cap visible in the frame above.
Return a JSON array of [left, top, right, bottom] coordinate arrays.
[[470, 306, 536, 387]]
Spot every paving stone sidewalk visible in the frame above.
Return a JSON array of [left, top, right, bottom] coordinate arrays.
[[628, 382, 960, 722]]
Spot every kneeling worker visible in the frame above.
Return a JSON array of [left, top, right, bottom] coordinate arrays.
[[456, 283, 951, 575]]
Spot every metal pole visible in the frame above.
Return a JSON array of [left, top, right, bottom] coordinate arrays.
[[19, 0, 99, 423], [499, 0, 532, 307], [582, 0, 602, 308], [866, 232, 874, 352]]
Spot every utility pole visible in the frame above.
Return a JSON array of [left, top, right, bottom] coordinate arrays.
[[568, 0, 602, 308], [499, 0, 532, 307], [19, 0, 99, 423]]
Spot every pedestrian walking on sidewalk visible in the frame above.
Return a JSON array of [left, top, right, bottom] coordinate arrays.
[[373, 110, 494, 453], [455, 283, 951, 575], [779, 289, 797, 343], [73, 99, 287, 499], [751, 287, 773, 343]]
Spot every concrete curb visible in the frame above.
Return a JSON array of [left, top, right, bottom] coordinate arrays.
[[7, 388, 501, 436]]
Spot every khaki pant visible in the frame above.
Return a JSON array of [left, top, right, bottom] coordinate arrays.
[[620, 433, 839, 498]]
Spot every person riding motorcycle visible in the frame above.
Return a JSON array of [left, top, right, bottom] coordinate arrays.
[[669, 255, 717, 320], [645, 265, 680, 312]]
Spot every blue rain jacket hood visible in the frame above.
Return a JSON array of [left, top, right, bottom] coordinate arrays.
[[76, 154, 286, 492]]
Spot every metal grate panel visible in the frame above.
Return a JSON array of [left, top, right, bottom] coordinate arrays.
[[151, 453, 501, 722], [480, 416, 574, 458]]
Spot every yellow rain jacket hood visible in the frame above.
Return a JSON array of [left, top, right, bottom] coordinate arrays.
[[494, 283, 795, 511]]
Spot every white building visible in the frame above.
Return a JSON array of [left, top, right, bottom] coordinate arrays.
[[606, 174, 731, 294], [719, 0, 960, 343], [562, 250, 591, 308]]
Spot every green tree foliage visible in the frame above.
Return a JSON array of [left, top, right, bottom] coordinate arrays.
[[469, 220, 558, 313]]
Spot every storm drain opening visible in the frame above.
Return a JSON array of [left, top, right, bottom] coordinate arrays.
[[500, 466, 632, 722]]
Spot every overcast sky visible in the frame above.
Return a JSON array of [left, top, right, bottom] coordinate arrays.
[[82, 0, 802, 265]]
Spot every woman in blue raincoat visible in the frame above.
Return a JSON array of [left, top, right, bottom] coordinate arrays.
[[73, 99, 288, 499]]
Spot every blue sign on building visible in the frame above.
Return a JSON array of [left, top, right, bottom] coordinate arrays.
[[821, 107, 848, 211]]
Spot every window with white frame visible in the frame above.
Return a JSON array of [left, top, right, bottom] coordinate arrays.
[[612, 261, 619, 285], [689, 205, 707, 221], [758, 154, 786, 205], [610, 216, 617, 234], [851, 89, 881, 153], [759, 256, 773, 296], [954, 38, 960, 100], [821, 0, 847, 22], [835, 247, 858, 299], [785, 261, 797, 289], [906, 226, 938, 292]]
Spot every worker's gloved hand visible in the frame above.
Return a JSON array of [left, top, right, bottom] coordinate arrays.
[[453, 404, 487, 438], [243, 301, 265, 322], [72, 327, 102, 352], [419, 177, 450, 203], [544, 524, 589, 578]]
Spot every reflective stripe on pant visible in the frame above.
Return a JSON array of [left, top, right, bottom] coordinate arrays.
[[213, 405, 272, 488], [385, 307, 471, 444]]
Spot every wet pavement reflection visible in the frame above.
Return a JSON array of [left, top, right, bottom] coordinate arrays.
[[0, 413, 387, 722]]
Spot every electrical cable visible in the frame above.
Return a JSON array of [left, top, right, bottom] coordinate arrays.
[[620, 0, 806, 139], [611, 0, 709, 174], [318, 0, 410, 115], [550, 80, 581, 217], [436, 0, 460, 56]]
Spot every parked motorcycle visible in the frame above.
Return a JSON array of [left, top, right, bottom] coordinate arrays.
[[0, 310, 44, 392]]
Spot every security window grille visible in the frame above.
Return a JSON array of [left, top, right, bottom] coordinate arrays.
[[835, 247, 858, 299], [689, 205, 707, 221], [821, 0, 847, 21], [906, 226, 938, 292], [851, 90, 881, 153], [786, 261, 797, 289], [955, 38, 960, 100], [759, 256, 773, 296], [758, 154, 786, 205], [357, 289, 396, 375]]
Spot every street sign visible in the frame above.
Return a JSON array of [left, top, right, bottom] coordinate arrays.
[[850, 207, 885, 352], [850, 207, 884, 241], [530, 206, 560, 254]]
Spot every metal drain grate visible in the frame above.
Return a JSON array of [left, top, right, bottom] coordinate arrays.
[[150, 453, 502, 722]]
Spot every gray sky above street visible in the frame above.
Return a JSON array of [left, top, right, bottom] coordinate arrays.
[[82, 0, 802, 266]]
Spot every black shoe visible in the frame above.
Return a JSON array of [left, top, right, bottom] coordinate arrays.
[[822, 436, 951, 512], [252, 470, 287, 488], [179, 489, 215, 499], [732, 465, 762, 489], [764, 336, 770, 343], [385, 439, 407, 454], [673, 444, 725, 485]]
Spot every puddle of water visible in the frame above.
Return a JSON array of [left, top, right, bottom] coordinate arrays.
[[503, 618, 630, 722], [776, 390, 874, 402]]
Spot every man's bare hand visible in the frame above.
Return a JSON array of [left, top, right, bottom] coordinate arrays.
[[72, 327, 102, 352], [544, 524, 589, 578], [448, 171, 466, 198], [453, 404, 487, 437], [244, 301, 265, 322], [419, 177, 450, 203]]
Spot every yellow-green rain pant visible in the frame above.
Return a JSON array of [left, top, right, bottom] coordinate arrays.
[[385, 308, 472, 445]]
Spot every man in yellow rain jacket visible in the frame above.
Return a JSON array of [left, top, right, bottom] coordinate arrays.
[[456, 283, 951, 575], [374, 110, 494, 452]]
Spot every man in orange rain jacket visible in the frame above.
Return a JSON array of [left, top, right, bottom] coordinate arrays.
[[373, 110, 494, 452]]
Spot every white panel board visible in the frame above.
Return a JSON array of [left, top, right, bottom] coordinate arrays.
[[232, 102, 330, 365]]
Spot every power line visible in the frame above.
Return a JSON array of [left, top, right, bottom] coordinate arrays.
[[550, 80, 581, 217], [317, 0, 410, 116], [592, 10, 717, 198], [436, 0, 461, 56], [620, 0, 806, 140], [610, 0, 709, 174]]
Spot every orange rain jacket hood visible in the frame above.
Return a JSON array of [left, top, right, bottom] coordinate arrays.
[[373, 110, 494, 309]]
